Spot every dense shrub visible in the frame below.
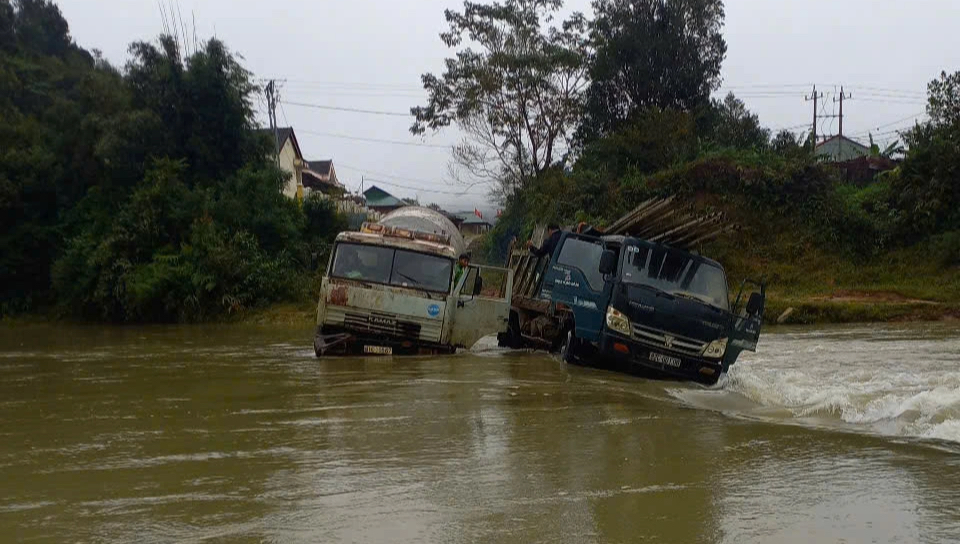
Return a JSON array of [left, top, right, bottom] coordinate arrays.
[[1, 3, 343, 321]]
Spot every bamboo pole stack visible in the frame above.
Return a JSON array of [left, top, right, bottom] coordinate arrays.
[[605, 197, 739, 251]]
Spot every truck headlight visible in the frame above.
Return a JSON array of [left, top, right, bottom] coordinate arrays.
[[606, 307, 632, 336], [701, 338, 728, 359]]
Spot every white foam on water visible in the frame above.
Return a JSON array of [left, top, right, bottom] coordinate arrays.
[[671, 325, 960, 444]]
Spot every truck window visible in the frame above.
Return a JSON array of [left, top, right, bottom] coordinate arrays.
[[331, 243, 393, 284], [331, 243, 454, 293], [556, 237, 606, 292], [622, 244, 729, 310], [391, 250, 453, 293]]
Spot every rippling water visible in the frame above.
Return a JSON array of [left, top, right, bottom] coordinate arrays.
[[674, 324, 960, 444], [0, 323, 959, 543]]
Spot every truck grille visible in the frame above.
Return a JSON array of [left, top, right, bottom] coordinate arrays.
[[632, 323, 706, 357], [325, 306, 442, 343]]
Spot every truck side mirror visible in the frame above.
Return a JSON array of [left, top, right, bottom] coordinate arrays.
[[599, 250, 617, 275], [746, 292, 764, 316], [472, 275, 484, 296]]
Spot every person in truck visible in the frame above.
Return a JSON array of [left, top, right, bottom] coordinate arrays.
[[527, 224, 562, 260], [454, 253, 471, 286]]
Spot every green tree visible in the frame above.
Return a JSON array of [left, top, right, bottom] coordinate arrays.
[[410, 0, 588, 195], [0, 1, 14, 52], [771, 129, 803, 155], [576, 108, 699, 177], [579, 0, 727, 142], [12, 0, 72, 57], [888, 71, 960, 240], [927, 70, 960, 127], [700, 92, 770, 150]]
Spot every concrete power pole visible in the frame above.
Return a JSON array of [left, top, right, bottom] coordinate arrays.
[[834, 87, 853, 158], [833, 87, 853, 137], [805, 85, 824, 144], [265, 80, 280, 167]]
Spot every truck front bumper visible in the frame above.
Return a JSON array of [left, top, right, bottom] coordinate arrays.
[[598, 332, 723, 386], [314, 325, 456, 357]]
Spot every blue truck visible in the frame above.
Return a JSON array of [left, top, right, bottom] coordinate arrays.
[[499, 230, 765, 385]]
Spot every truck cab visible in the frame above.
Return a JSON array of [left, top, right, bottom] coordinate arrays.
[[315, 208, 514, 357], [505, 231, 765, 385]]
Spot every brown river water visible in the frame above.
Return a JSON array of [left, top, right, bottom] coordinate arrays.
[[1, 323, 960, 543]]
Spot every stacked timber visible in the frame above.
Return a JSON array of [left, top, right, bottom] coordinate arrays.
[[605, 197, 738, 251]]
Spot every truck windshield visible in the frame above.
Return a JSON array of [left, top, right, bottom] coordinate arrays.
[[331, 243, 453, 294], [621, 244, 729, 310]]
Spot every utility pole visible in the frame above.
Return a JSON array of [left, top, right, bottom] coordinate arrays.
[[805, 85, 824, 144], [264, 80, 280, 167], [833, 87, 853, 158], [833, 87, 853, 137]]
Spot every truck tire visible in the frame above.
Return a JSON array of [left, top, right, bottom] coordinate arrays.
[[560, 329, 579, 364], [498, 311, 523, 349]]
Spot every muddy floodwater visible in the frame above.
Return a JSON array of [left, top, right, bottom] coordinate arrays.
[[2, 323, 960, 543]]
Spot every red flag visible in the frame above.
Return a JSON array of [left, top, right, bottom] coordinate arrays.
[[474, 208, 482, 219]]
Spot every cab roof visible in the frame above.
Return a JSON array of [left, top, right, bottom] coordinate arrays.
[[621, 236, 725, 269], [335, 231, 458, 259]]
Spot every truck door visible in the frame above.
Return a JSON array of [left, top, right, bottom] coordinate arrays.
[[723, 279, 766, 371], [450, 265, 514, 350], [540, 234, 611, 343]]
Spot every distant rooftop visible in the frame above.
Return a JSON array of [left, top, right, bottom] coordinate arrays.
[[363, 185, 405, 208]]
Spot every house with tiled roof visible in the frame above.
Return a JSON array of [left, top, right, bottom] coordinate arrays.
[[258, 126, 304, 198], [453, 211, 493, 237], [303, 160, 344, 197], [363, 185, 406, 215]]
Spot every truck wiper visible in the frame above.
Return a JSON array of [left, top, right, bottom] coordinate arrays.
[[672, 291, 725, 311], [629, 283, 675, 300], [394, 271, 435, 298]]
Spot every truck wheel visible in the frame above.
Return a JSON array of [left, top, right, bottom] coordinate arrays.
[[560, 329, 579, 364], [499, 311, 523, 349]]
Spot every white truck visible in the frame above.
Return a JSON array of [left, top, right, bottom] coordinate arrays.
[[314, 207, 514, 356]]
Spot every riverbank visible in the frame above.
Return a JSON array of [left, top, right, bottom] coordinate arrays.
[[6, 294, 959, 328]]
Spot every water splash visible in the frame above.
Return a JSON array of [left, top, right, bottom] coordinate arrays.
[[673, 325, 960, 444]]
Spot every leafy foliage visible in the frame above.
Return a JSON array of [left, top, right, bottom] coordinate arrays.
[[579, 0, 726, 142], [410, 0, 588, 195], [0, 3, 343, 321], [699, 93, 770, 150]]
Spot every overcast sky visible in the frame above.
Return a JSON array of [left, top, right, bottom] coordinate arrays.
[[58, 0, 959, 210]]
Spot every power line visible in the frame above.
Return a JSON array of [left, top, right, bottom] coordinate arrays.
[[852, 86, 926, 97], [297, 129, 452, 149], [335, 163, 489, 197], [282, 90, 424, 99], [281, 100, 410, 117], [770, 123, 811, 133], [279, 101, 289, 127], [363, 178, 487, 197], [261, 78, 422, 91], [847, 112, 928, 138], [337, 163, 483, 192]]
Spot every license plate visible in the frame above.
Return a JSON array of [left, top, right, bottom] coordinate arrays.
[[649, 351, 682, 368], [364, 345, 393, 355]]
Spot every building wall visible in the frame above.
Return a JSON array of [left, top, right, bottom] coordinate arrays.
[[277, 139, 300, 198], [815, 138, 869, 162], [461, 224, 490, 236]]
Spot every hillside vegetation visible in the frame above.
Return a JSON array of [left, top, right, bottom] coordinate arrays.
[[406, 0, 960, 324], [0, 0, 344, 322]]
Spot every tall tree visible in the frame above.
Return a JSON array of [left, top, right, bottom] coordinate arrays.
[[410, 0, 588, 195], [891, 70, 960, 238], [927, 70, 960, 128], [12, 0, 71, 57], [580, 0, 726, 142], [700, 92, 770, 149]]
